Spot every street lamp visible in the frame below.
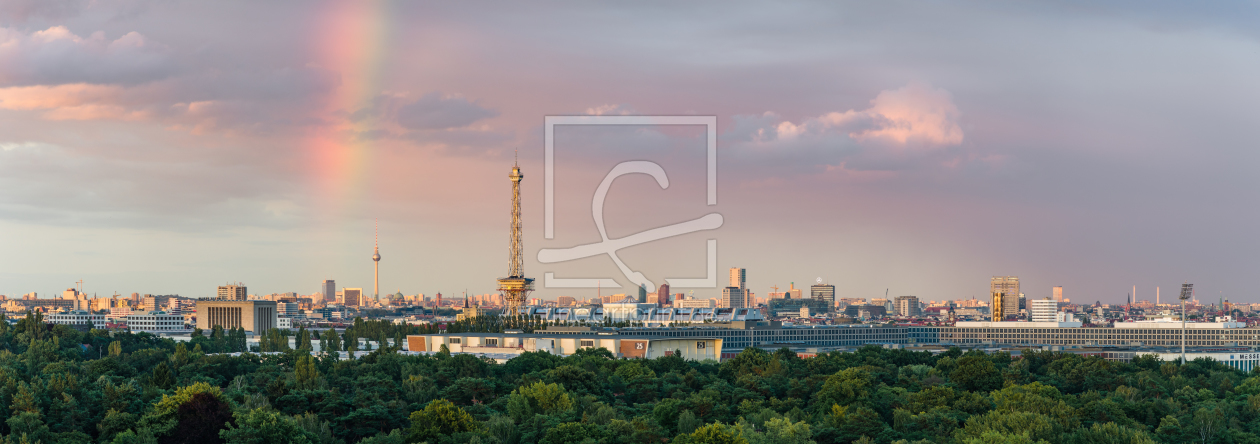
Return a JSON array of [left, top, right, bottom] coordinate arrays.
[[1180, 283, 1193, 364]]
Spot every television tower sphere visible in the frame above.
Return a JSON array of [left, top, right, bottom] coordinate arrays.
[[373, 251, 380, 262]]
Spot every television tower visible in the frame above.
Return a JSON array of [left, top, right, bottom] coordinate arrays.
[[372, 220, 381, 303], [498, 154, 534, 318]]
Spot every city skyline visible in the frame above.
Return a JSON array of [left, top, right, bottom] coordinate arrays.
[[1, 3, 1257, 304]]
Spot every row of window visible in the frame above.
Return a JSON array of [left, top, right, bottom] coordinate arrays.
[[943, 334, 1243, 339], [947, 338, 1238, 346], [921, 328, 1255, 335], [446, 337, 598, 348]]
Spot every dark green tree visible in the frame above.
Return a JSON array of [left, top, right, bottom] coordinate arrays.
[[405, 399, 478, 443], [951, 355, 1003, 392], [219, 408, 317, 444], [152, 362, 175, 389]]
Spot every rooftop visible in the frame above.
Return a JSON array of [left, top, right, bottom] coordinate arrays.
[[1114, 316, 1246, 329], [955, 321, 1083, 328]]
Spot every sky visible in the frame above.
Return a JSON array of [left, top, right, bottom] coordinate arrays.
[[0, 1, 1258, 304]]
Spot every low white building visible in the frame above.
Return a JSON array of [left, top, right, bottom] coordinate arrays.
[[408, 329, 722, 361], [108, 306, 132, 320], [47, 310, 108, 329], [277, 317, 292, 330], [126, 311, 188, 333], [1115, 316, 1246, 329], [511, 305, 764, 327], [1137, 350, 1260, 372], [674, 298, 716, 309]]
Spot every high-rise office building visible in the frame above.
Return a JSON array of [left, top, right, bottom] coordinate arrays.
[[1029, 297, 1058, 322], [811, 284, 836, 306], [722, 287, 746, 309], [895, 295, 921, 317], [1052, 286, 1063, 303], [657, 283, 670, 307], [343, 288, 363, 307], [638, 284, 647, 303], [322, 280, 336, 303], [991, 276, 1020, 320], [729, 268, 746, 289], [217, 284, 247, 301]]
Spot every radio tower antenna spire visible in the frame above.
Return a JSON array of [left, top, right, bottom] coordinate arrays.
[[498, 153, 534, 322]]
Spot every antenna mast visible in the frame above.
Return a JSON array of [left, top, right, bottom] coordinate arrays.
[[498, 154, 534, 321]]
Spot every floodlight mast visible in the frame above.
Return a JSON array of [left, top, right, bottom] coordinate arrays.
[[1179, 283, 1194, 364]]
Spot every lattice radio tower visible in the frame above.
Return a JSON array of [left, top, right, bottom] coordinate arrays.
[[498, 153, 534, 319]]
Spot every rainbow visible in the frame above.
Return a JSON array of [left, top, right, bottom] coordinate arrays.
[[307, 0, 394, 223]]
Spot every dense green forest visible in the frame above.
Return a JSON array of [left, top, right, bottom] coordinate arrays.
[[1, 310, 1258, 444]]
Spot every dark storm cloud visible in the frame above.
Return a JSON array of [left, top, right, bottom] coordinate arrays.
[[0, 22, 341, 134], [0, 26, 172, 86]]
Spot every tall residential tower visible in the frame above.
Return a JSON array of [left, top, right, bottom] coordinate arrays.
[[217, 283, 247, 301], [322, 280, 336, 303], [723, 267, 747, 308], [729, 268, 746, 289]]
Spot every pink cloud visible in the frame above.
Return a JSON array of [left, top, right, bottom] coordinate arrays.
[[849, 82, 963, 148], [0, 83, 133, 119], [584, 103, 635, 116], [772, 82, 963, 150]]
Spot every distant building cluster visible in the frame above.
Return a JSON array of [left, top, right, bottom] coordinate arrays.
[[9, 158, 1251, 365], [6, 259, 1252, 365], [523, 270, 1253, 338]]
